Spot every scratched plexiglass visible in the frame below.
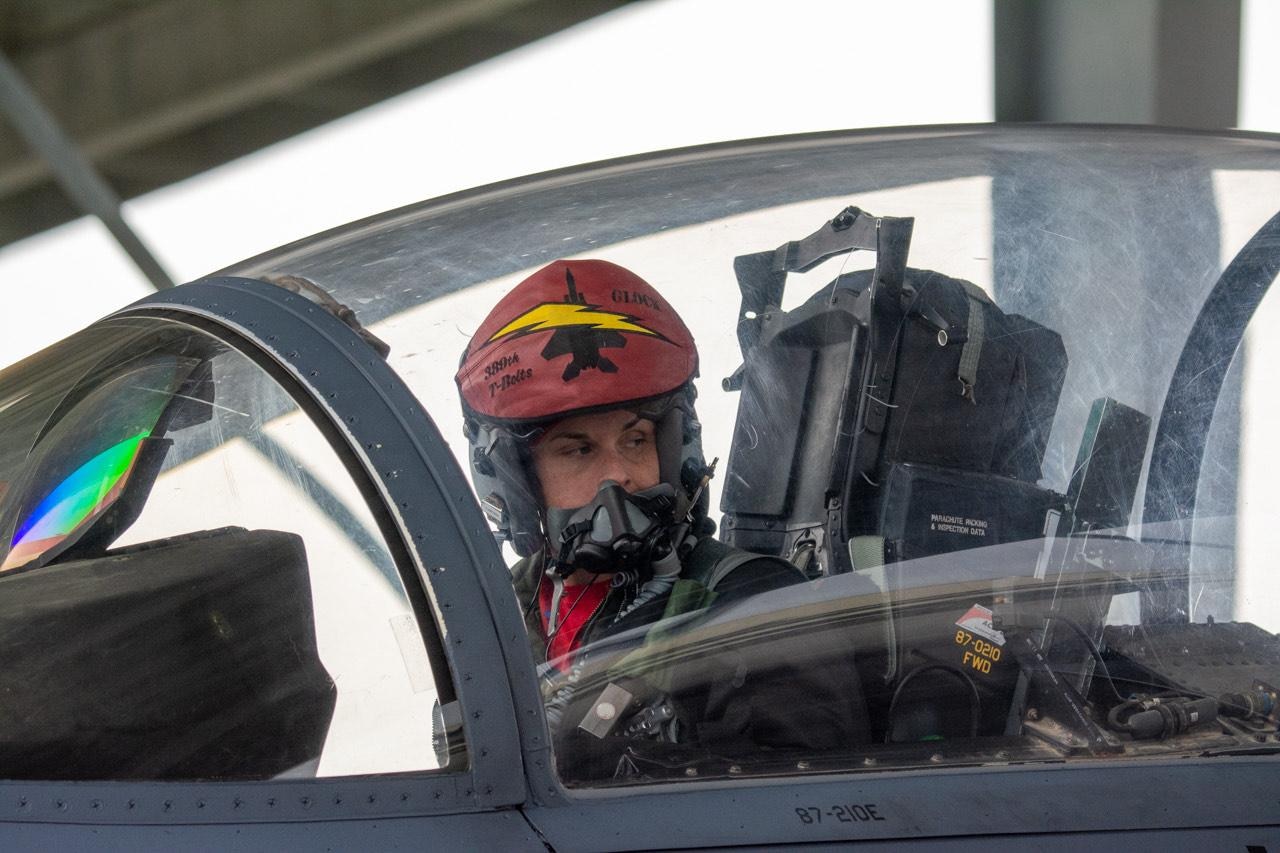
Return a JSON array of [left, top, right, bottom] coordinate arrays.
[[231, 126, 1280, 783]]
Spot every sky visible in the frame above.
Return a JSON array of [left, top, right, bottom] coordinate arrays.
[[0, 0, 1276, 371]]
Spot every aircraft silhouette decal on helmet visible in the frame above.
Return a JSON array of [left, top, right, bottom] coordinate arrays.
[[457, 259, 697, 424], [485, 268, 669, 381]]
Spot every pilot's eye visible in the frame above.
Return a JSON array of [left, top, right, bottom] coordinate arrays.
[[622, 431, 649, 450], [620, 428, 655, 459]]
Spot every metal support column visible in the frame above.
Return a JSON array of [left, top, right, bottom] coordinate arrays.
[[0, 50, 173, 290]]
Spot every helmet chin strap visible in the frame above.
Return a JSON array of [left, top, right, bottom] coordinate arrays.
[[545, 481, 680, 579]]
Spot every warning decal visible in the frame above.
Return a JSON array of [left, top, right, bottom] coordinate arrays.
[[929, 513, 988, 537], [955, 603, 1006, 647]]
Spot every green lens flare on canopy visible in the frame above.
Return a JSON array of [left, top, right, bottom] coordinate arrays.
[[8, 431, 149, 556]]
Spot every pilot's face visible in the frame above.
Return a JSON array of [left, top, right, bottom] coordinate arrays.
[[532, 409, 660, 510]]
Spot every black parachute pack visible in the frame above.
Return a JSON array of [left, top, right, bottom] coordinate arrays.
[[720, 207, 1069, 574]]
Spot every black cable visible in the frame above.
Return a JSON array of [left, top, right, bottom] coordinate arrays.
[[1107, 699, 1141, 733], [885, 663, 981, 743], [1018, 614, 1218, 733], [1038, 615, 1203, 703], [1036, 614, 1127, 702]]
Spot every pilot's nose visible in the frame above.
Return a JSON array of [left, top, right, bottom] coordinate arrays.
[[599, 449, 635, 491]]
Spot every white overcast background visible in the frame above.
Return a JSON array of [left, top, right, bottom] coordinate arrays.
[[0, 0, 1276, 370]]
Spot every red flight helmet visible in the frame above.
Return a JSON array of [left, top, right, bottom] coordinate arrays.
[[456, 259, 705, 556]]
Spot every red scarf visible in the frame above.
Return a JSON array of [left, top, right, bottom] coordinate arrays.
[[538, 575, 610, 671]]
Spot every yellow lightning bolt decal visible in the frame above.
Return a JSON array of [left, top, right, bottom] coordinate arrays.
[[487, 302, 658, 343]]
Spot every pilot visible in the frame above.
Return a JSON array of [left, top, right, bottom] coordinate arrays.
[[455, 259, 867, 772]]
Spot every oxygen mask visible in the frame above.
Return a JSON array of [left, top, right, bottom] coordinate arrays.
[[545, 481, 680, 576]]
